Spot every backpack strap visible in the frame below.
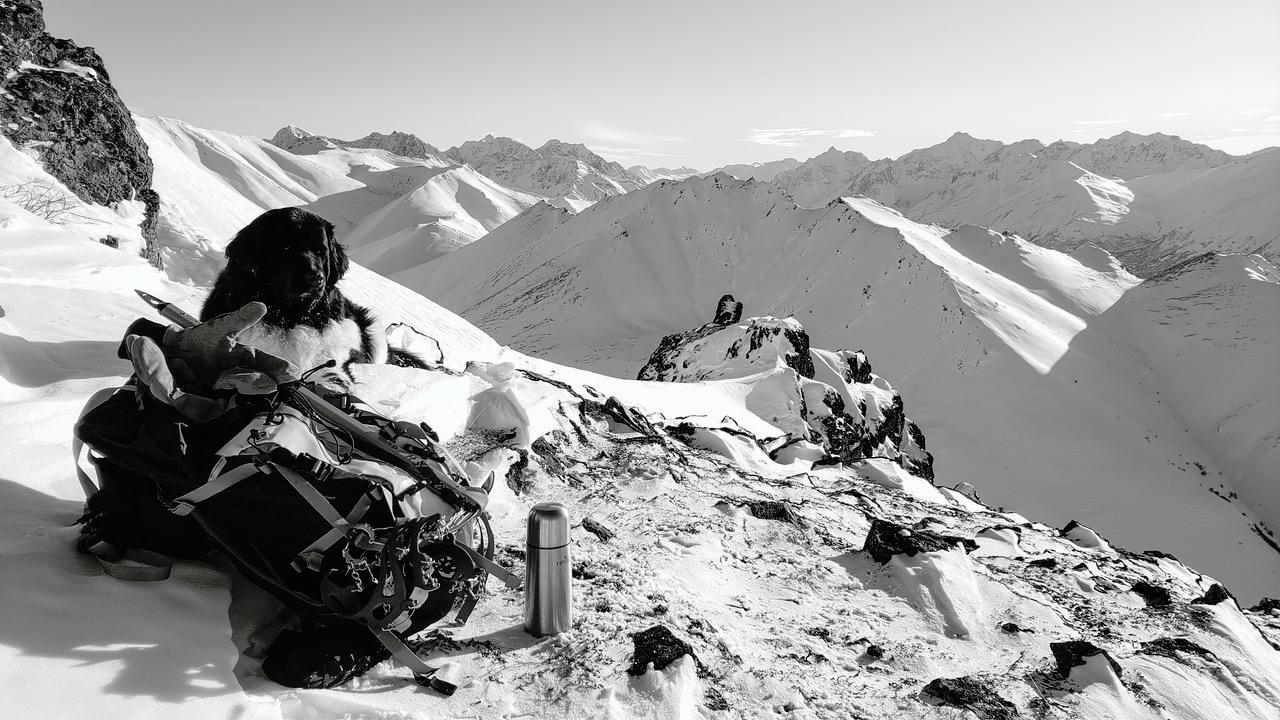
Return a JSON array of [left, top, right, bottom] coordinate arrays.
[[75, 385, 175, 581], [83, 540, 173, 582]]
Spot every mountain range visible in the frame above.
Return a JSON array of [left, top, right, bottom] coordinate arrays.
[[399, 174, 1280, 601], [1, 3, 1278, 715], [773, 132, 1279, 276]]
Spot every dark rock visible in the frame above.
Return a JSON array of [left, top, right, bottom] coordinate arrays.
[[582, 516, 615, 542], [920, 676, 1019, 719], [0, 0, 161, 265], [862, 517, 977, 564], [1028, 557, 1057, 569], [1130, 580, 1172, 607], [704, 687, 729, 711], [745, 499, 799, 524], [1192, 583, 1232, 606], [713, 294, 743, 324], [1139, 637, 1216, 662], [1250, 597, 1280, 613], [1001, 622, 1033, 634], [865, 644, 884, 659], [843, 350, 873, 384], [1050, 640, 1122, 680], [627, 625, 695, 676], [1143, 549, 1180, 561]]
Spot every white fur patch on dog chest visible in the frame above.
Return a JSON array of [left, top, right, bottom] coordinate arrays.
[[238, 318, 366, 375]]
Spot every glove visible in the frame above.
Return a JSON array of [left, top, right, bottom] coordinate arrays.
[[124, 302, 299, 421]]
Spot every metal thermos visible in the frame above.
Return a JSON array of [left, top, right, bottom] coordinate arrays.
[[524, 502, 572, 636]]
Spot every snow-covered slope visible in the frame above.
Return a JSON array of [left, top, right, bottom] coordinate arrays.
[[627, 165, 699, 184], [2, 192, 1280, 717], [136, 116, 363, 283], [709, 157, 801, 181], [3, 134, 1279, 718], [304, 163, 543, 274], [139, 118, 543, 281], [403, 174, 1280, 600], [446, 135, 643, 211], [771, 146, 871, 207], [780, 132, 1273, 275]]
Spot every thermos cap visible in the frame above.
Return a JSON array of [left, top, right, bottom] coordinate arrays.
[[527, 502, 571, 548]]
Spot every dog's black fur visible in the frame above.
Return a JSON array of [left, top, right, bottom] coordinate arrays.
[[202, 207, 423, 375]]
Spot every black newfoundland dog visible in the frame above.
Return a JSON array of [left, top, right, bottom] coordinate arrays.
[[202, 207, 421, 382]]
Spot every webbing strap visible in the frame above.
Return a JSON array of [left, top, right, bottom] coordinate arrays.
[[294, 494, 374, 570], [171, 461, 262, 516], [272, 464, 377, 571], [373, 630, 456, 696], [86, 541, 173, 582], [462, 539, 521, 589]]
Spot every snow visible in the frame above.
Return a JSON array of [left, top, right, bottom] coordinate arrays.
[[137, 117, 544, 284], [2, 113, 1278, 718], [401, 172, 1280, 601], [775, 131, 1277, 276], [3, 176, 1280, 720], [17, 59, 100, 81]]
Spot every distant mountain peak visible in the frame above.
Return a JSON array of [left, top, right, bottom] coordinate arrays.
[[268, 125, 337, 153], [340, 130, 442, 161], [445, 134, 643, 207]]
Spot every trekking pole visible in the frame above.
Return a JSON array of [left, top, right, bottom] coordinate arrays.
[[131, 290, 497, 524]]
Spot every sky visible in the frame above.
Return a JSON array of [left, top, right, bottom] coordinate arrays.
[[44, 0, 1280, 169]]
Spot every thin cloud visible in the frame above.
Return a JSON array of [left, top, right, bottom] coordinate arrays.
[[1237, 108, 1272, 116], [744, 128, 874, 146], [1155, 112, 1191, 118], [1074, 119, 1127, 126], [577, 123, 689, 165], [1194, 131, 1280, 155], [587, 145, 673, 161], [1266, 115, 1280, 123], [579, 123, 687, 146]]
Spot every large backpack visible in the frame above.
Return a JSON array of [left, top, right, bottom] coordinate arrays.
[[72, 349, 517, 693]]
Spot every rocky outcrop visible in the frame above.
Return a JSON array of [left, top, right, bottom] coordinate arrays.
[[0, 0, 160, 265], [862, 517, 977, 564], [627, 625, 696, 676], [1050, 640, 1122, 681], [638, 300, 935, 479], [340, 130, 442, 160], [713, 294, 742, 325], [920, 676, 1019, 720]]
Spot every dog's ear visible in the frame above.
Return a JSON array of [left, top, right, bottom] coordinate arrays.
[[324, 220, 349, 288], [224, 214, 267, 272]]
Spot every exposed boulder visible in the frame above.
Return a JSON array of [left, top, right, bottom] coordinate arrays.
[[862, 517, 977, 564], [1139, 637, 1216, 663], [1130, 580, 1172, 608], [0, 0, 161, 265], [713, 294, 743, 324], [1050, 640, 1122, 682], [627, 625, 696, 676], [920, 676, 1019, 719], [1192, 583, 1233, 605]]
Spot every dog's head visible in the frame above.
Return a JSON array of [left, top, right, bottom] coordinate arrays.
[[223, 208, 348, 324]]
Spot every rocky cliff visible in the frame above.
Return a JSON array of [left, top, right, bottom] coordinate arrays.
[[0, 0, 160, 265]]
